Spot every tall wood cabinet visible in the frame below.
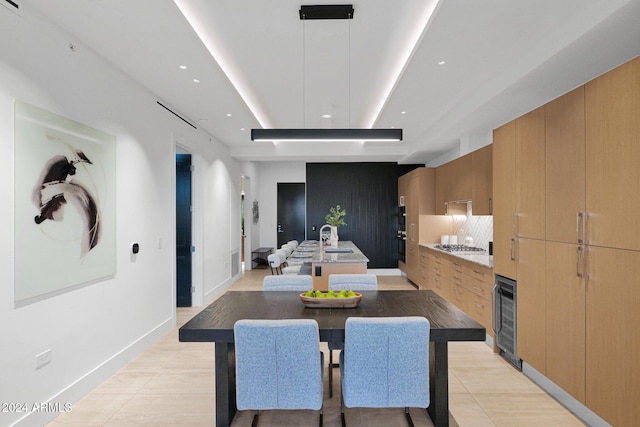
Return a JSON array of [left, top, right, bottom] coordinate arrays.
[[544, 87, 587, 404], [492, 121, 517, 279], [472, 145, 493, 215], [399, 168, 436, 284], [493, 55, 640, 426]]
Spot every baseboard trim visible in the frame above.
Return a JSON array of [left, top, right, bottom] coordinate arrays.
[[11, 317, 175, 427], [522, 362, 611, 427]]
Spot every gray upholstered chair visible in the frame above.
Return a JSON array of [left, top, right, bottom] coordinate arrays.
[[328, 273, 378, 291], [234, 319, 324, 426], [263, 274, 313, 291], [340, 316, 430, 426], [267, 253, 282, 275], [326, 274, 378, 397]]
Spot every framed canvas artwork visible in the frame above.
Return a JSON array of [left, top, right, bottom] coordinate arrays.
[[14, 100, 116, 303]]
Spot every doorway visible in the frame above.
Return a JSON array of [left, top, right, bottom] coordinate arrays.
[[277, 183, 306, 247], [176, 153, 192, 307]]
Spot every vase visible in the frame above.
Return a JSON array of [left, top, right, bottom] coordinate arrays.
[[329, 226, 339, 247]]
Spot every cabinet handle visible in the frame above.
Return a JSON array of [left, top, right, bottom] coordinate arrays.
[[583, 212, 589, 245], [491, 283, 498, 334], [473, 300, 485, 308], [576, 212, 584, 244], [584, 246, 589, 281], [489, 198, 493, 215], [576, 246, 583, 278], [473, 286, 483, 293], [510, 238, 515, 261]]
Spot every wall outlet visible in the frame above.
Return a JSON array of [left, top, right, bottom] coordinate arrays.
[[35, 349, 51, 369]]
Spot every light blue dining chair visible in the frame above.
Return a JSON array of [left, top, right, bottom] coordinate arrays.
[[328, 273, 378, 291], [263, 274, 312, 291], [340, 316, 430, 427], [234, 319, 324, 426], [326, 274, 378, 397]]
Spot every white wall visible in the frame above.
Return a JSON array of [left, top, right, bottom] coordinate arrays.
[[0, 5, 240, 426], [256, 161, 306, 249]]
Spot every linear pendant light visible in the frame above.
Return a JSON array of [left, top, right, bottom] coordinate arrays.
[[251, 4, 403, 143]]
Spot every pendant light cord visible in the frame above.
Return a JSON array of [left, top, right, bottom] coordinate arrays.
[[302, 15, 306, 128], [348, 12, 352, 128]]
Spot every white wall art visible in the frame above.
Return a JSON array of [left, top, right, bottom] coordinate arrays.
[[14, 100, 116, 303]]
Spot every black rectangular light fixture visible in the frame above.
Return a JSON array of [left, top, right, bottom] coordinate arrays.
[[251, 128, 402, 142], [299, 5, 354, 20]]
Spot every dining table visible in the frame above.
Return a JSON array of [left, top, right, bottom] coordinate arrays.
[[179, 289, 486, 427]]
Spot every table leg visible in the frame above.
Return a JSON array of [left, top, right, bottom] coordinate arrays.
[[427, 341, 449, 427], [215, 342, 236, 427]]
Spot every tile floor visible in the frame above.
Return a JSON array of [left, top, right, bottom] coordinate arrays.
[[48, 269, 585, 426]]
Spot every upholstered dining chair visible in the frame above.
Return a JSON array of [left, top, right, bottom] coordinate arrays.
[[326, 274, 378, 397], [234, 319, 324, 426], [340, 316, 430, 427], [267, 253, 282, 275], [274, 250, 302, 274], [263, 274, 313, 291], [328, 273, 378, 291]]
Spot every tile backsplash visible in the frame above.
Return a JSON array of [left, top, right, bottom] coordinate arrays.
[[451, 205, 493, 250]]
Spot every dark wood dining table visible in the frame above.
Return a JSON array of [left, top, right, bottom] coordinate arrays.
[[179, 290, 486, 427]]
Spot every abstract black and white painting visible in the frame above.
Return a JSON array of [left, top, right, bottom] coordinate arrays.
[[14, 100, 116, 303]]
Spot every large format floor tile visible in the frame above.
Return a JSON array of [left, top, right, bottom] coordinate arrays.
[[47, 268, 584, 427]]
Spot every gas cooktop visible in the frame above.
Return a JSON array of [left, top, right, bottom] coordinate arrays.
[[434, 244, 486, 252]]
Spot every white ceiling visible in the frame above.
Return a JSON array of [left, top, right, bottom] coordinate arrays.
[[28, 0, 640, 164]]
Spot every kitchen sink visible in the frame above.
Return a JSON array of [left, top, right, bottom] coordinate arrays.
[[324, 247, 353, 253]]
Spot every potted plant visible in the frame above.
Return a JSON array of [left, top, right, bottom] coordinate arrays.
[[324, 205, 347, 246]]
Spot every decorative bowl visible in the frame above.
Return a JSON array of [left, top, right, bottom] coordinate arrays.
[[299, 292, 362, 308]]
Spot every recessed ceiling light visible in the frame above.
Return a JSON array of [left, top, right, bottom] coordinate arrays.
[[179, 65, 188, 70], [401, 111, 406, 115], [240, 128, 245, 131], [198, 118, 208, 123], [438, 60, 446, 65], [226, 113, 232, 117], [322, 114, 332, 119], [193, 78, 200, 83]]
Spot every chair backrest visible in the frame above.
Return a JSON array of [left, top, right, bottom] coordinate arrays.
[[234, 319, 323, 411], [328, 274, 378, 291], [263, 274, 313, 291], [287, 240, 299, 249], [342, 316, 430, 409], [267, 253, 281, 269], [275, 249, 290, 261]]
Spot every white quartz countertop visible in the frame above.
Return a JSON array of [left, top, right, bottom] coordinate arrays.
[[292, 240, 369, 263], [420, 243, 493, 269]]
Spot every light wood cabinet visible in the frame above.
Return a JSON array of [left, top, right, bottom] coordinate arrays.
[[449, 152, 473, 202], [545, 241, 585, 403], [472, 145, 493, 215], [492, 55, 640, 425], [516, 238, 546, 373], [434, 162, 450, 215], [585, 55, 640, 251], [418, 245, 428, 289], [515, 106, 545, 240], [492, 121, 517, 279], [585, 246, 640, 427], [398, 172, 407, 207], [425, 248, 493, 336], [400, 168, 436, 283], [545, 87, 585, 244]]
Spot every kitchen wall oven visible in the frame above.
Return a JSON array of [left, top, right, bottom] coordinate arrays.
[[397, 205, 406, 263], [493, 275, 522, 370]]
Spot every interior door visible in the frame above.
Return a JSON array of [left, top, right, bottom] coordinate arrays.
[[277, 183, 305, 247], [176, 154, 192, 307]]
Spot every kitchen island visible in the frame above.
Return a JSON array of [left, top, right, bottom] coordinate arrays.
[[304, 240, 369, 290]]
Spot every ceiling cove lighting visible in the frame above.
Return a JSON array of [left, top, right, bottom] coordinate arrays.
[[251, 128, 402, 142], [252, 5, 402, 143]]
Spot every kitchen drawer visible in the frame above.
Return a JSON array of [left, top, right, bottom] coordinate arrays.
[[461, 262, 493, 285], [461, 273, 494, 299], [451, 283, 468, 312], [430, 274, 450, 301], [467, 292, 492, 335]]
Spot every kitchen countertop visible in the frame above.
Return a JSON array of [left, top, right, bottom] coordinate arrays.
[[420, 243, 493, 269], [293, 240, 369, 263]]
